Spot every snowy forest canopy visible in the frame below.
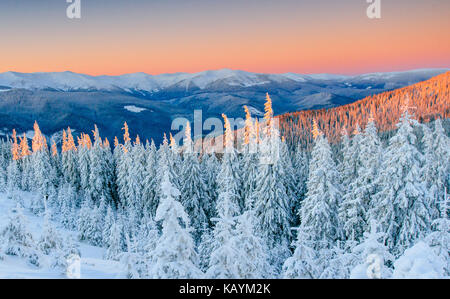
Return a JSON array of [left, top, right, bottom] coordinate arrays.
[[0, 94, 449, 279]]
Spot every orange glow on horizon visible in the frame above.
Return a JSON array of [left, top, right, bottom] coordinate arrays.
[[0, 1, 448, 76]]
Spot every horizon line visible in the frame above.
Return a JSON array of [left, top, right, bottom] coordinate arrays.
[[1, 67, 449, 78]]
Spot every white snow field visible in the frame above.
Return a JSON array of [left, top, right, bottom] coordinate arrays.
[[0, 192, 125, 279]]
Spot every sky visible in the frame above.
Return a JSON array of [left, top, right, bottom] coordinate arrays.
[[0, 0, 449, 76]]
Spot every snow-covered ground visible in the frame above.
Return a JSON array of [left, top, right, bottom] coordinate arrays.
[[0, 192, 125, 279]]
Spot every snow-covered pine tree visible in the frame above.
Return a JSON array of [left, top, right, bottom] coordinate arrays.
[[38, 205, 65, 257], [426, 191, 449, 276], [77, 133, 91, 196], [340, 115, 382, 242], [58, 183, 78, 230], [61, 128, 80, 191], [6, 159, 21, 195], [179, 121, 209, 242], [201, 152, 219, 219], [282, 228, 320, 279], [339, 125, 362, 189], [105, 219, 123, 261], [320, 241, 353, 279], [116, 122, 133, 208], [279, 137, 298, 223], [0, 204, 41, 267], [206, 163, 241, 278], [7, 130, 22, 195], [148, 160, 202, 279], [30, 122, 57, 214], [152, 133, 179, 217], [232, 211, 273, 278], [88, 125, 114, 204], [299, 120, 342, 268], [241, 106, 259, 210], [19, 134, 33, 191], [169, 132, 182, 189], [291, 145, 309, 225], [126, 135, 146, 217], [253, 95, 291, 271], [349, 220, 394, 279], [369, 104, 431, 255], [77, 196, 103, 246], [142, 139, 159, 216], [0, 139, 8, 192], [215, 114, 242, 213], [422, 119, 450, 219]]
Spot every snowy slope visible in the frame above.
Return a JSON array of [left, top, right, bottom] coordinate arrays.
[[0, 192, 125, 279]]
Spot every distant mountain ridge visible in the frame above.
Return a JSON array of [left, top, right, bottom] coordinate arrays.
[[0, 68, 448, 145], [0, 68, 448, 93]]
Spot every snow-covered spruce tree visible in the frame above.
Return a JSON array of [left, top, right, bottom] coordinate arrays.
[[349, 220, 394, 279], [339, 125, 362, 189], [291, 145, 309, 225], [320, 241, 354, 279], [148, 161, 202, 279], [6, 159, 21, 195], [142, 139, 159, 217], [61, 128, 80, 191], [0, 139, 8, 192], [0, 204, 41, 267], [241, 106, 259, 210], [425, 192, 449, 276], [231, 210, 273, 278], [340, 116, 382, 242], [7, 130, 22, 195], [116, 122, 133, 208], [422, 119, 450, 219], [198, 223, 214, 271], [253, 95, 291, 270], [38, 207, 65, 259], [279, 137, 298, 222], [0, 138, 11, 191], [0, 156, 6, 192], [77, 196, 103, 246], [179, 122, 209, 242], [152, 133, 179, 217], [206, 151, 241, 278], [136, 210, 159, 257], [20, 149, 33, 191], [169, 132, 183, 190], [201, 152, 219, 219], [56, 182, 78, 229], [215, 114, 242, 215], [77, 133, 91, 196], [282, 228, 320, 279], [119, 233, 145, 278], [369, 106, 431, 255], [102, 205, 115, 245], [126, 135, 146, 216], [105, 219, 124, 261], [30, 122, 58, 214], [88, 125, 114, 204], [298, 121, 342, 273]]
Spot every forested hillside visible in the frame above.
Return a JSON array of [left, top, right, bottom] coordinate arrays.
[[0, 91, 448, 279], [279, 71, 450, 148]]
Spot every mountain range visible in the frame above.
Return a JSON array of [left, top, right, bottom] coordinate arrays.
[[0, 68, 448, 145]]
